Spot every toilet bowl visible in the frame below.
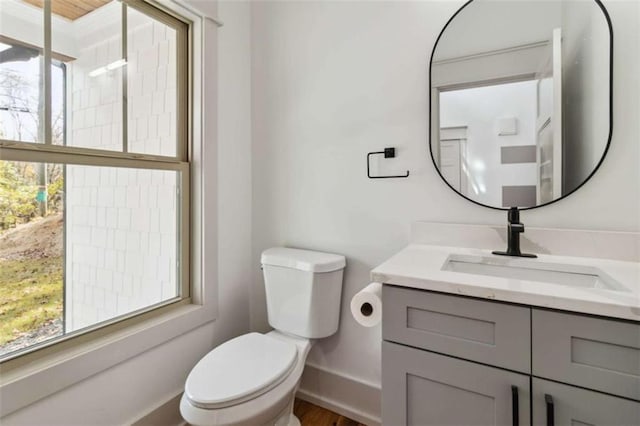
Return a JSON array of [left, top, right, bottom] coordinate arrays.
[[180, 247, 346, 426], [180, 331, 312, 426]]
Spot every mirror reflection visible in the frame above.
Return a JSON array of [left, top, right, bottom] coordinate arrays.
[[430, 0, 611, 209]]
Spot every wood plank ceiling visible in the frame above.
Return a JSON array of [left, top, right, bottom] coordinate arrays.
[[22, 0, 113, 21]]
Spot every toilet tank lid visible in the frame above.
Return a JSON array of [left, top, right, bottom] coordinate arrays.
[[261, 247, 346, 272]]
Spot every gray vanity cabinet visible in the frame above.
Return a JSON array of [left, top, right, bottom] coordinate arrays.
[[382, 285, 640, 426], [382, 341, 531, 426]]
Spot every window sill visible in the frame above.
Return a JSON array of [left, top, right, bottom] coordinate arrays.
[[0, 300, 216, 417]]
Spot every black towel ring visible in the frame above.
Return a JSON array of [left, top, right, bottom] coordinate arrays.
[[367, 147, 410, 179]]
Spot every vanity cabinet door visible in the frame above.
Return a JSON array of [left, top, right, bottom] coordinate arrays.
[[532, 378, 640, 426], [382, 341, 530, 426]]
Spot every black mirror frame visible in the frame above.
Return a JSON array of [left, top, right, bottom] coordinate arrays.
[[428, 0, 614, 211]]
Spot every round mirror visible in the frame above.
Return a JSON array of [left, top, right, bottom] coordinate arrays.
[[429, 0, 612, 210]]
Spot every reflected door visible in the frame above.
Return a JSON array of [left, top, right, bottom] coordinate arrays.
[[440, 127, 468, 196], [536, 28, 563, 204]]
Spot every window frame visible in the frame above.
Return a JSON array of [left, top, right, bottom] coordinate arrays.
[[0, 0, 197, 375]]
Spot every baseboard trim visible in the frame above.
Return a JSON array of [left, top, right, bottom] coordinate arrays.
[[297, 363, 381, 426], [132, 392, 186, 426]]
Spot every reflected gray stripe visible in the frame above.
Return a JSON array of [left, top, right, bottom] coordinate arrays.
[[502, 185, 536, 207], [501, 145, 536, 164]]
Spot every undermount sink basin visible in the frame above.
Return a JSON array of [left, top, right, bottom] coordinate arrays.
[[442, 254, 627, 292]]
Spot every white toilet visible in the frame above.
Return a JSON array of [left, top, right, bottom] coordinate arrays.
[[180, 247, 346, 426]]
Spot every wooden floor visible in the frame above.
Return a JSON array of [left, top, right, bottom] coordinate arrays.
[[293, 399, 366, 426]]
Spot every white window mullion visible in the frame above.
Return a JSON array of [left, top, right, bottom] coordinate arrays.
[[122, 2, 129, 153], [43, 0, 52, 145]]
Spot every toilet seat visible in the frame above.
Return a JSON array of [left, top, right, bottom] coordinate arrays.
[[184, 333, 298, 410], [180, 331, 312, 426]]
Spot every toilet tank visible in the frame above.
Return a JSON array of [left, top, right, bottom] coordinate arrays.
[[261, 247, 346, 339]]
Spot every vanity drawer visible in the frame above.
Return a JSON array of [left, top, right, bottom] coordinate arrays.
[[532, 309, 640, 401], [383, 285, 531, 373]]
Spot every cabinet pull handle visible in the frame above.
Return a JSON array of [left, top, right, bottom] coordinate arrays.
[[545, 394, 555, 426], [511, 386, 519, 426]]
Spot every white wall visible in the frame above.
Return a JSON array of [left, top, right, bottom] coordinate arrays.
[[250, 0, 640, 402], [216, 0, 253, 353], [1, 0, 253, 423], [440, 80, 538, 206]]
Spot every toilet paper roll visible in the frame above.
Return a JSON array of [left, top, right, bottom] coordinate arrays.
[[351, 282, 382, 327]]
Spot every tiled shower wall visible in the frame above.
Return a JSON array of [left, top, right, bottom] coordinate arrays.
[[65, 14, 178, 332]]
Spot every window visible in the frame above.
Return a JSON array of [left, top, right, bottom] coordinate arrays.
[[0, 0, 189, 361]]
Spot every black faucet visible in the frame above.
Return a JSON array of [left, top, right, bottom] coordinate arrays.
[[492, 207, 537, 258]]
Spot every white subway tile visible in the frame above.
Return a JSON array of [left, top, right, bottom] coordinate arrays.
[[108, 37, 121, 63], [101, 187, 115, 207], [106, 229, 114, 249], [126, 231, 140, 252], [134, 23, 153, 51], [117, 295, 130, 314], [142, 71, 157, 96], [148, 232, 161, 255], [126, 252, 143, 277], [90, 126, 102, 148], [164, 88, 176, 114], [157, 112, 171, 136], [147, 186, 158, 208], [160, 233, 176, 259], [140, 49, 159, 73], [73, 225, 91, 245], [136, 117, 148, 140], [153, 21, 166, 45], [131, 208, 149, 232], [147, 115, 158, 139], [89, 188, 98, 208], [114, 187, 126, 207], [156, 66, 167, 90], [72, 264, 81, 281], [126, 186, 140, 208], [114, 229, 126, 251], [157, 256, 171, 281], [92, 228, 107, 247], [158, 42, 170, 68], [113, 271, 124, 292], [106, 208, 118, 228], [96, 207, 106, 227], [93, 286, 106, 309], [128, 72, 143, 98], [117, 208, 130, 230], [166, 61, 176, 89], [152, 91, 164, 115], [104, 249, 117, 271], [74, 109, 85, 129], [83, 168, 98, 186], [89, 87, 100, 108]]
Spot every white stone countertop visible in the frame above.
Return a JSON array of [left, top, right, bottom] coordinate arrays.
[[371, 244, 640, 322]]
